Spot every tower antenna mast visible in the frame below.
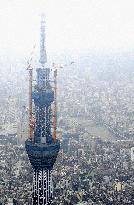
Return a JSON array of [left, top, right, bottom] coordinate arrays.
[[39, 14, 47, 66]]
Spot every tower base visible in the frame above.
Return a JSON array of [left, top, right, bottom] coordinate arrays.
[[32, 168, 53, 205]]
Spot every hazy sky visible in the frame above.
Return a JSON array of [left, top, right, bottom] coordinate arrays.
[[1, 0, 134, 57]]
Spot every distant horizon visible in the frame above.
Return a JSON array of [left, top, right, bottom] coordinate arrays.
[[1, 0, 134, 59]]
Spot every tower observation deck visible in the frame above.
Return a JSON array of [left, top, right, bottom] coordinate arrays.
[[25, 15, 60, 205]]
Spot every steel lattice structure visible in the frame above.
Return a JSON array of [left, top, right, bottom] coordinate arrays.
[[25, 15, 60, 205]]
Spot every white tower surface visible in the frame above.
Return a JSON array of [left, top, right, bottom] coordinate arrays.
[[131, 147, 134, 161]]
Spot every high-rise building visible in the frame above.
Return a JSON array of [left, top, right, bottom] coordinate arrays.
[[25, 15, 60, 205]]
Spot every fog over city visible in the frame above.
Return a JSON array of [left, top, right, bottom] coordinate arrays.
[[0, 0, 134, 205]]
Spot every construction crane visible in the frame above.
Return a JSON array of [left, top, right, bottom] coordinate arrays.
[[52, 61, 75, 69], [26, 45, 36, 143], [53, 69, 57, 143], [51, 61, 75, 142]]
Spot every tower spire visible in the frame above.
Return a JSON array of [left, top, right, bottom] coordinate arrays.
[[39, 14, 47, 65]]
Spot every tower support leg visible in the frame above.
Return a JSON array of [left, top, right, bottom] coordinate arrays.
[[32, 168, 53, 205]]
